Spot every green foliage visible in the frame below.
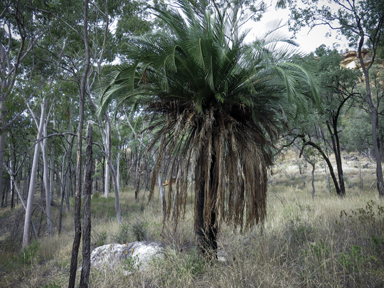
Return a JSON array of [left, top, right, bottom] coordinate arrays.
[[288, 0, 384, 48], [176, 249, 206, 277], [100, 0, 319, 235], [309, 241, 329, 267], [337, 245, 376, 273], [122, 254, 142, 273], [130, 218, 148, 242], [112, 217, 149, 244], [335, 201, 384, 274], [16, 241, 41, 266], [91, 196, 117, 218], [112, 223, 130, 244], [92, 192, 101, 199], [287, 217, 314, 245], [338, 200, 384, 233], [93, 231, 108, 247]]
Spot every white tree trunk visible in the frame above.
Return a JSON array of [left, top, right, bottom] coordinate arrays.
[[41, 120, 53, 236], [22, 101, 47, 248], [116, 121, 121, 192], [50, 117, 55, 198], [104, 121, 110, 198]]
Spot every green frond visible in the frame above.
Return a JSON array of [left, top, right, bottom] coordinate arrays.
[[99, 0, 319, 232]]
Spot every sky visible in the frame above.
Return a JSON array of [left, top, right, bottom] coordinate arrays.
[[246, 5, 350, 54]]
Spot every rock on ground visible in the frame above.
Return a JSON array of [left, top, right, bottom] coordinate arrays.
[[90, 241, 163, 274]]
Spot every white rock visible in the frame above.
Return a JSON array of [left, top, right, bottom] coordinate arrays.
[[90, 242, 163, 274]]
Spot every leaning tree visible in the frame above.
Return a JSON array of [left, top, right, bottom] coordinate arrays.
[[100, 0, 318, 257]]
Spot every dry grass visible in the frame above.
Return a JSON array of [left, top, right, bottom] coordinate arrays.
[[0, 152, 383, 287]]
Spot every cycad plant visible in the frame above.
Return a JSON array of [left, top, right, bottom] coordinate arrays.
[[100, 0, 318, 257]]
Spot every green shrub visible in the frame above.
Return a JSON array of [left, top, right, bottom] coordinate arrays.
[[337, 245, 373, 273], [112, 223, 130, 244], [123, 254, 142, 273], [17, 241, 40, 266], [131, 218, 148, 241], [93, 231, 108, 247]]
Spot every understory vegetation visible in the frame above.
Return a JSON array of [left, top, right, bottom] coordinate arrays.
[[0, 153, 383, 288]]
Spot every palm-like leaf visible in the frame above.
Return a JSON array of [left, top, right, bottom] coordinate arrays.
[[100, 1, 318, 237]]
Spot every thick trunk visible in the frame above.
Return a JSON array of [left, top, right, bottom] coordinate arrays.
[[196, 153, 217, 259], [80, 124, 93, 287], [22, 101, 46, 248]]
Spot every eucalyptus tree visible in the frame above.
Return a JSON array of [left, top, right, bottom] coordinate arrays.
[[288, 0, 384, 196], [100, 0, 318, 256], [0, 0, 48, 206], [286, 46, 360, 196]]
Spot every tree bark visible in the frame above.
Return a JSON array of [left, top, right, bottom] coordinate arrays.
[[41, 118, 53, 236], [300, 140, 343, 196], [324, 160, 330, 193], [80, 124, 92, 288], [357, 29, 384, 197], [68, 0, 90, 286], [104, 121, 110, 198], [326, 120, 345, 196], [196, 153, 217, 259], [22, 101, 46, 248]]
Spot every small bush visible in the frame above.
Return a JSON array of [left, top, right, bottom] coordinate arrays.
[[123, 254, 141, 273], [131, 218, 148, 241], [112, 223, 130, 244], [92, 192, 101, 199], [17, 241, 40, 266], [93, 231, 108, 247]]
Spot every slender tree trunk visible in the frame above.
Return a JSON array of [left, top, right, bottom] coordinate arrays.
[[59, 136, 74, 234], [68, 0, 90, 286], [357, 38, 384, 197], [22, 101, 46, 248], [41, 120, 53, 236], [104, 122, 110, 198], [105, 154, 121, 223], [9, 136, 14, 209], [58, 162, 66, 235], [324, 160, 330, 193], [127, 115, 166, 219], [327, 121, 345, 196], [102, 157, 105, 193], [0, 101, 6, 208], [116, 121, 121, 192], [301, 140, 343, 196], [50, 140, 55, 199], [80, 124, 92, 288]]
